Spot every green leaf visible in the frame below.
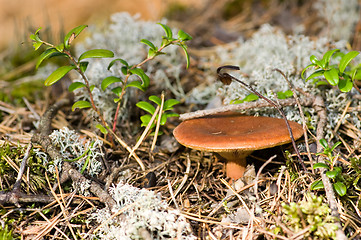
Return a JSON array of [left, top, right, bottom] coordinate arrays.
[[330, 141, 342, 152], [339, 51, 359, 73], [68, 82, 86, 92], [149, 95, 161, 106], [78, 49, 114, 61], [324, 68, 339, 85], [108, 58, 129, 70], [36, 48, 58, 69], [89, 85, 95, 92], [33, 41, 43, 50], [277, 90, 293, 99], [79, 61, 89, 73], [163, 99, 180, 111], [64, 25, 87, 49], [101, 76, 122, 91], [177, 30, 192, 41], [301, 63, 317, 79], [333, 182, 347, 196], [310, 55, 321, 66], [313, 162, 330, 170], [163, 112, 179, 118], [326, 170, 339, 179], [72, 100, 92, 111], [158, 23, 173, 39], [319, 139, 328, 149], [160, 114, 168, 125], [140, 114, 154, 128], [311, 180, 324, 190], [179, 43, 191, 68], [136, 101, 156, 115], [30, 27, 42, 42], [129, 68, 150, 90], [96, 124, 108, 134], [338, 75, 353, 92], [125, 81, 144, 91], [140, 39, 156, 50], [305, 70, 325, 82], [320, 49, 339, 68], [111, 87, 122, 96], [55, 43, 64, 52], [44, 65, 76, 86]]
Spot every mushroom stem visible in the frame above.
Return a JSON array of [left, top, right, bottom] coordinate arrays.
[[218, 151, 253, 180]]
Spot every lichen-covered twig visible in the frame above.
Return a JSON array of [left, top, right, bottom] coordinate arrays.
[[313, 95, 347, 240], [31, 98, 116, 209], [179, 97, 313, 121]]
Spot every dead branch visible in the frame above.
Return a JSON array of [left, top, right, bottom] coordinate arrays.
[[179, 97, 313, 121], [313, 95, 347, 240], [31, 98, 116, 209]]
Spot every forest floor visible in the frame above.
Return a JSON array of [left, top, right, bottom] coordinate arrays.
[[1, 0, 361, 239]]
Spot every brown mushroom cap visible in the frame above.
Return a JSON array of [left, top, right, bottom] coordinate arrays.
[[173, 112, 304, 152]]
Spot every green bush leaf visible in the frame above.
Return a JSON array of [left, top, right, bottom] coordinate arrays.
[[333, 182, 347, 196], [76, 62, 87, 73], [30, 28, 42, 42], [125, 81, 144, 91], [33, 42, 43, 50], [163, 99, 180, 111], [108, 58, 129, 70], [101, 76, 122, 91], [177, 30, 192, 41], [36, 48, 58, 69], [319, 138, 329, 150], [338, 76, 353, 92], [68, 82, 86, 92], [310, 180, 324, 190], [129, 68, 150, 90], [324, 68, 339, 86], [320, 49, 339, 68], [140, 39, 156, 50], [45, 65, 76, 86], [305, 70, 325, 82], [301, 63, 317, 79], [72, 100, 92, 111], [96, 124, 108, 134], [313, 162, 330, 170], [326, 170, 339, 179], [140, 114, 154, 127], [111, 87, 122, 96], [179, 43, 191, 68], [149, 95, 161, 106], [277, 90, 293, 99], [339, 51, 359, 73], [158, 23, 173, 39], [136, 101, 156, 115], [64, 25, 87, 49], [310, 55, 321, 66], [78, 49, 114, 61]]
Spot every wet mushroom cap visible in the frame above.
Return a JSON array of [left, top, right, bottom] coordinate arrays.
[[173, 112, 304, 152]]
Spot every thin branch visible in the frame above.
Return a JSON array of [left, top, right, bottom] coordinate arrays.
[[313, 95, 347, 240]]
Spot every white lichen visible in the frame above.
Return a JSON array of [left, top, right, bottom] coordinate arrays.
[[42, 127, 104, 176], [90, 182, 196, 240]]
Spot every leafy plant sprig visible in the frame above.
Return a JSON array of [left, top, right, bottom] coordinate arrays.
[[136, 95, 179, 135], [311, 139, 347, 196], [31, 23, 192, 170], [102, 23, 191, 132], [302, 49, 360, 92]]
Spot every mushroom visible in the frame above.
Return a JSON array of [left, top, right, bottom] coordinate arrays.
[[173, 112, 303, 180]]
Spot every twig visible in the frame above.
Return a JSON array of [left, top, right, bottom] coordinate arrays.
[[274, 69, 314, 169], [179, 97, 313, 121], [31, 98, 116, 209], [151, 92, 165, 152], [313, 95, 347, 240], [13, 142, 32, 192]]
